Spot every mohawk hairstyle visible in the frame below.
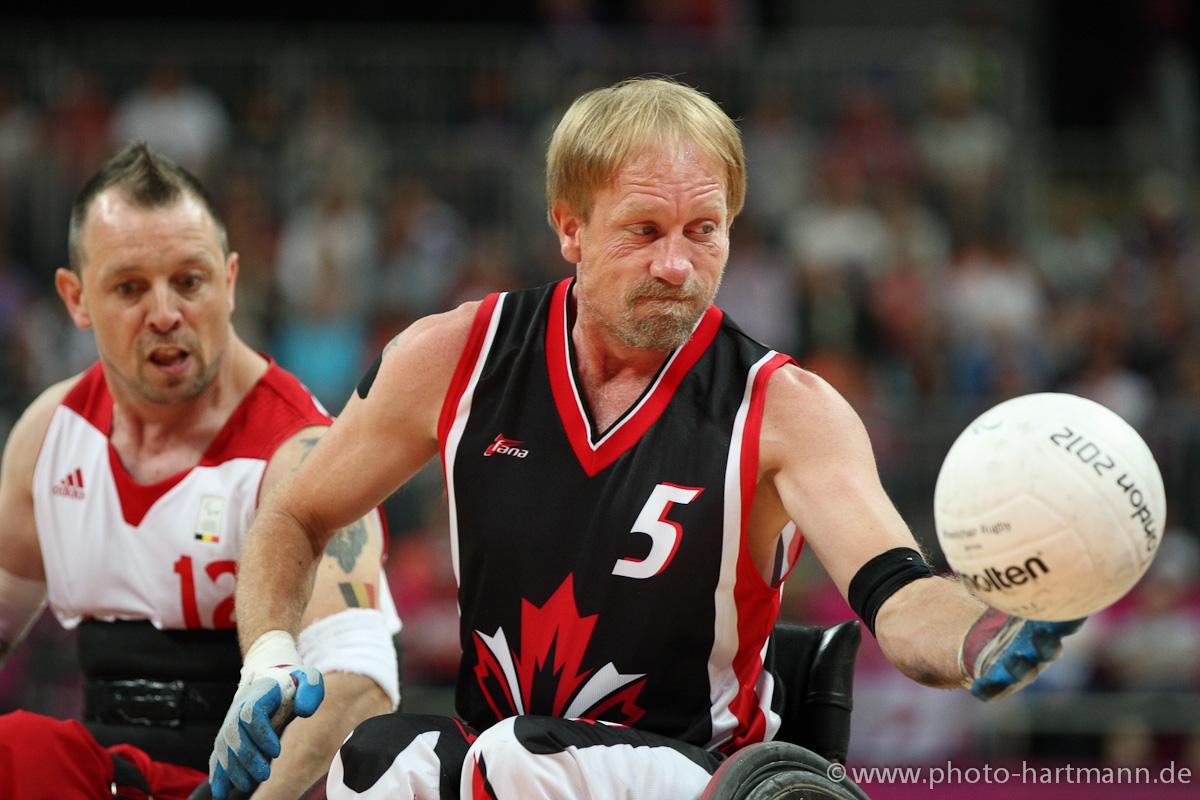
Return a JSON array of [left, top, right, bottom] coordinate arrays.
[[68, 141, 229, 271]]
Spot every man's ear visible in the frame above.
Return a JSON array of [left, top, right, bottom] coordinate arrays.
[[550, 201, 583, 265], [55, 268, 92, 331], [225, 251, 239, 313]]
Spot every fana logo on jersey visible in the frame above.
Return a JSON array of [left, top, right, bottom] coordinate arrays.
[[473, 574, 647, 725], [51, 468, 86, 500], [484, 434, 529, 459]]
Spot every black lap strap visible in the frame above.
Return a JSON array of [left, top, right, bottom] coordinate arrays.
[[86, 678, 236, 727], [79, 620, 241, 771], [110, 752, 151, 800]]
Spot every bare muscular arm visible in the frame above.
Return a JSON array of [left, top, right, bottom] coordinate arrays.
[[758, 365, 985, 687], [233, 303, 477, 653], [0, 379, 77, 666], [250, 428, 392, 799]]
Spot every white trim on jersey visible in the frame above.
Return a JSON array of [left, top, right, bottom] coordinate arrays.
[[33, 405, 261, 629], [444, 293, 508, 585], [707, 350, 782, 751], [475, 626, 526, 715]]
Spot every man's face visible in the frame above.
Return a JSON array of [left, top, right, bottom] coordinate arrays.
[[57, 190, 237, 405], [555, 141, 731, 351]]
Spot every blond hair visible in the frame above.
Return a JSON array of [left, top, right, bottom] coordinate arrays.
[[546, 77, 746, 224]]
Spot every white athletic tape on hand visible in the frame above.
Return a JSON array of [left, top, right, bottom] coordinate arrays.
[[298, 607, 400, 708], [240, 629, 304, 689]]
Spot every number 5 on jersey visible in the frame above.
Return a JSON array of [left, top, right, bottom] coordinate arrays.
[[612, 483, 704, 579]]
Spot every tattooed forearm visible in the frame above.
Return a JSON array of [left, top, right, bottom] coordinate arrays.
[[338, 581, 377, 608], [326, 518, 368, 572]]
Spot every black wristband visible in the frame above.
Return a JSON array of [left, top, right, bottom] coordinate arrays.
[[848, 547, 934, 637]]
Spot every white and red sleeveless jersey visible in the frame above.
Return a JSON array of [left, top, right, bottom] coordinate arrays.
[[33, 361, 333, 630], [439, 279, 804, 754]]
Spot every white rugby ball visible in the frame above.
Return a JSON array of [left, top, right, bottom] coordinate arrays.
[[934, 393, 1165, 620]]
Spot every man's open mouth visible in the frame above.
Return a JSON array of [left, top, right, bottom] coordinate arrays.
[[148, 346, 190, 367]]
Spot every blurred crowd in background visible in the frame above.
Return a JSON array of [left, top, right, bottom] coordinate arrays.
[[1, 0, 1198, 774]]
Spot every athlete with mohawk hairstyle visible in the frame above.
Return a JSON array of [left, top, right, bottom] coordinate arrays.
[[213, 78, 1081, 800], [0, 142, 400, 799]]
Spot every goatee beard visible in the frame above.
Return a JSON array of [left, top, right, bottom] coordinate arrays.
[[612, 277, 716, 350]]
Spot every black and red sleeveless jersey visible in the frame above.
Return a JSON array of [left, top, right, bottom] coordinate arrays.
[[437, 278, 802, 754]]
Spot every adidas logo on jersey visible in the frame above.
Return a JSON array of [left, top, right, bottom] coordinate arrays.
[[484, 434, 529, 459], [51, 468, 86, 500]]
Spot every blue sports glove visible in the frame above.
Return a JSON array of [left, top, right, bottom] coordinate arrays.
[[208, 631, 325, 799], [959, 608, 1085, 701]]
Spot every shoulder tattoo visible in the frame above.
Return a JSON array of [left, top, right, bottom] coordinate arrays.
[[294, 437, 321, 469]]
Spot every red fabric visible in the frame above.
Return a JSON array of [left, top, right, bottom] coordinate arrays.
[[544, 278, 724, 477], [0, 710, 204, 800], [723, 352, 797, 755], [0, 711, 114, 799], [438, 291, 502, 451], [107, 743, 206, 799], [61, 359, 332, 526], [470, 753, 498, 800]]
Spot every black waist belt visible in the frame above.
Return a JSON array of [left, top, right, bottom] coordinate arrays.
[[85, 678, 236, 728], [110, 752, 152, 799]]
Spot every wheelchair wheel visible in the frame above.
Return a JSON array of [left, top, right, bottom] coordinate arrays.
[[700, 742, 870, 800]]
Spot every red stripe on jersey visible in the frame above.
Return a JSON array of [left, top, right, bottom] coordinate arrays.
[[784, 526, 806, 583], [723, 352, 795, 754], [61, 363, 112, 428], [438, 293, 502, 457], [204, 361, 332, 463], [452, 718, 479, 744], [545, 278, 724, 477], [63, 360, 332, 527], [375, 506, 391, 563], [108, 450, 191, 528], [470, 754, 498, 800]]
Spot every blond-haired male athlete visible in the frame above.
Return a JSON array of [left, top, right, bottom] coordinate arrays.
[[212, 79, 1080, 800]]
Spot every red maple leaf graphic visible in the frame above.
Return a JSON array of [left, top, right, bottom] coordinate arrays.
[[515, 574, 596, 717], [473, 574, 646, 724]]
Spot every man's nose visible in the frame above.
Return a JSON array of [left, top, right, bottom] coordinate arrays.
[[145, 285, 183, 332], [650, 233, 693, 285]]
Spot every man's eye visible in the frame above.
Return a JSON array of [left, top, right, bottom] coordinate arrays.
[[634, 225, 656, 236], [115, 283, 137, 295]]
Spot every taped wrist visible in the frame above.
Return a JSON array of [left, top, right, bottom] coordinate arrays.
[[240, 630, 303, 687], [298, 608, 400, 709], [848, 547, 934, 637]]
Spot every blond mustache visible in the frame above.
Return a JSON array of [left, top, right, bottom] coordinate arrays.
[[626, 280, 705, 303]]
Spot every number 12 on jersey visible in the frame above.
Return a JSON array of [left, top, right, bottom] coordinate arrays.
[[173, 555, 237, 629], [612, 483, 704, 579]]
